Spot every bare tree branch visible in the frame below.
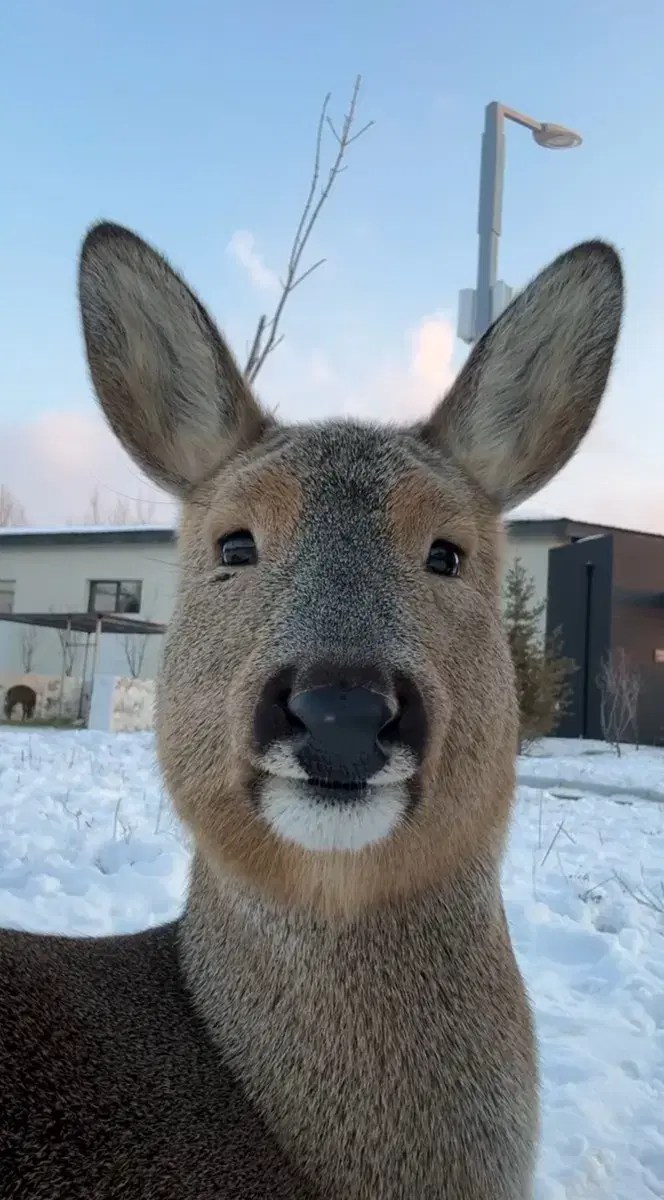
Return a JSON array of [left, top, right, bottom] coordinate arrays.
[[597, 648, 641, 756], [289, 258, 326, 293], [20, 625, 38, 673], [121, 592, 159, 678], [244, 75, 373, 383], [245, 315, 267, 376], [121, 625, 151, 679], [47, 606, 78, 679], [84, 487, 104, 525], [80, 489, 157, 526], [0, 484, 28, 527], [55, 628, 77, 678]]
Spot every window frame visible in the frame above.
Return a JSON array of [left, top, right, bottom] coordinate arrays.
[[87, 579, 142, 616]]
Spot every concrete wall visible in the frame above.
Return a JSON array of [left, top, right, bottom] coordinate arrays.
[[0, 672, 85, 721], [1, 670, 156, 731], [0, 537, 177, 680], [88, 674, 156, 732]]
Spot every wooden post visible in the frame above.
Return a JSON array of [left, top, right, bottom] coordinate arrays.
[[92, 615, 102, 681], [77, 631, 91, 722], [58, 617, 71, 718]]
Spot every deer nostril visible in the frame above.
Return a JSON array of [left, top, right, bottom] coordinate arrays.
[[253, 667, 299, 750], [377, 706, 403, 750], [254, 667, 428, 777], [277, 689, 306, 734]]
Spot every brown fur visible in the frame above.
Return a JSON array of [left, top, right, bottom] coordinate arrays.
[[421, 241, 623, 509], [204, 456, 304, 559], [3, 683, 37, 721], [0, 221, 624, 1199], [0, 923, 314, 1198], [161, 452, 515, 921], [78, 222, 271, 495]]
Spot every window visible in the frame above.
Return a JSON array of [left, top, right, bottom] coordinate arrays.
[[88, 579, 142, 615], [0, 580, 15, 615]]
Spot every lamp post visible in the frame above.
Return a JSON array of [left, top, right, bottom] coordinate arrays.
[[457, 102, 582, 345]]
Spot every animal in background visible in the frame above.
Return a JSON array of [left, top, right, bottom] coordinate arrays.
[[3, 683, 37, 721]]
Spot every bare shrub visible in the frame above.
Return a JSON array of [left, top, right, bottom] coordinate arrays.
[[82, 488, 157, 526], [20, 625, 38, 673], [51, 614, 78, 679], [597, 648, 640, 755], [0, 484, 28, 527], [121, 627, 150, 679]]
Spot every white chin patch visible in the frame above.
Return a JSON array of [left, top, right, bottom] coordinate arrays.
[[260, 778, 408, 853]]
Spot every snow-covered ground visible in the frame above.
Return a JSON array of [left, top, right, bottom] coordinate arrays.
[[1, 730, 663, 1198]]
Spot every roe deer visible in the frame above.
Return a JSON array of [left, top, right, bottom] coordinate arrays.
[[0, 222, 623, 1199], [3, 683, 37, 722]]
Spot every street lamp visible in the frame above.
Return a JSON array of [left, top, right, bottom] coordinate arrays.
[[457, 102, 583, 345]]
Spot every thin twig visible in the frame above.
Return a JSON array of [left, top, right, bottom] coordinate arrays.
[[244, 75, 373, 382], [245, 315, 267, 375], [580, 876, 615, 903], [613, 870, 664, 914], [556, 849, 568, 883], [540, 819, 567, 868], [112, 796, 123, 843]]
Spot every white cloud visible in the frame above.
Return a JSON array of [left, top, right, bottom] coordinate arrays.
[[226, 230, 279, 293], [0, 411, 174, 527], [408, 316, 457, 411], [257, 314, 457, 426], [522, 432, 664, 535], [0, 314, 457, 524], [4, 312, 663, 538], [334, 316, 457, 426]]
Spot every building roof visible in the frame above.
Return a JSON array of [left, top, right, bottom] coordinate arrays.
[[507, 516, 664, 542], [0, 612, 166, 635], [0, 524, 176, 547], [1, 517, 662, 547]]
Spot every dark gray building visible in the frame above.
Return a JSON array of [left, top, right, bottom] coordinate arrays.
[[546, 528, 664, 746]]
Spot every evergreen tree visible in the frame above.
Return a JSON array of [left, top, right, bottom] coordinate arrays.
[[503, 558, 574, 751]]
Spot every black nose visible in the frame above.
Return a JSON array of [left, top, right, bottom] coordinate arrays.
[[287, 686, 395, 785]]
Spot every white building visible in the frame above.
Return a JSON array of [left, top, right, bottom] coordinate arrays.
[[0, 525, 177, 682], [0, 517, 615, 681]]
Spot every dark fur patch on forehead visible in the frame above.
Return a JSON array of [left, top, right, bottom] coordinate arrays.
[[202, 419, 406, 515], [266, 421, 491, 548], [284, 420, 409, 490]]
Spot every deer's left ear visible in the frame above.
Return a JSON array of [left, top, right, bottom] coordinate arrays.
[[79, 221, 272, 497]]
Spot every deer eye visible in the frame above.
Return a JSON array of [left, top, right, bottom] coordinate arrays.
[[218, 531, 257, 567], [426, 539, 462, 577]]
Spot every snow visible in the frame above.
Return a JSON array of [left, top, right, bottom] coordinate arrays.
[[1, 730, 664, 1197], [506, 505, 569, 523], [0, 523, 176, 538]]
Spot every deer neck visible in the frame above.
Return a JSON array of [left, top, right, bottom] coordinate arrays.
[[178, 851, 531, 1200]]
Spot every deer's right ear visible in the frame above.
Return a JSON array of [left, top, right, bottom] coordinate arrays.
[[420, 240, 624, 510], [79, 222, 271, 497]]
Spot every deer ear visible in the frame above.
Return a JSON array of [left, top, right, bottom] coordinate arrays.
[[420, 241, 624, 510], [79, 222, 271, 497]]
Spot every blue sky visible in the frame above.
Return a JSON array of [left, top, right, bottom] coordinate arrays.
[[2, 0, 664, 528]]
